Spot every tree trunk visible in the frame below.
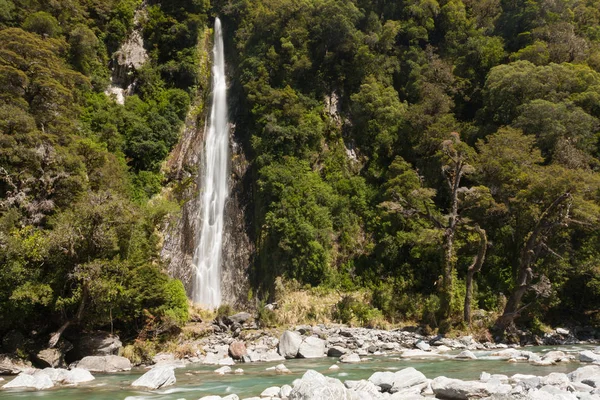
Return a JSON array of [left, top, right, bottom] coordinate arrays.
[[494, 192, 571, 333], [464, 226, 487, 324], [48, 284, 88, 348], [439, 160, 463, 320]]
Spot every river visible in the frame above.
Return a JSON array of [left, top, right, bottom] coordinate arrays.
[[1, 345, 594, 399]]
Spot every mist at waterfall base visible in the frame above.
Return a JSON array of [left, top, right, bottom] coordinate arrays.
[[191, 17, 228, 309]]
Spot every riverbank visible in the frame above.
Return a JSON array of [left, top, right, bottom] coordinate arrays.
[[2, 320, 600, 398]]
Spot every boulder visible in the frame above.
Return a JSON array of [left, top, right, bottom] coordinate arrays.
[[541, 351, 570, 364], [297, 336, 326, 359], [369, 371, 396, 391], [234, 368, 244, 374], [329, 364, 339, 370], [580, 351, 600, 363], [278, 331, 303, 359], [0, 354, 32, 375], [340, 353, 361, 363], [228, 312, 252, 325], [415, 341, 430, 351], [289, 369, 349, 399], [75, 355, 131, 372], [275, 364, 291, 374], [261, 386, 281, 397], [64, 368, 95, 384], [569, 366, 600, 382], [327, 346, 348, 357], [67, 331, 122, 360], [214, 366, 232, 375], [35, 368, 70, 383], [345, 379, 383, 398], [454, 350, 477, 360], [281, 384, 293, 398], [218, 357, 236, 365], [542, 372, 570, 389], [529, 385, 578, 400], [35, 348, 65, 368], [131, 366, 176, 390], [431, 376, 510, 400], [400, 349, 441, 358], [390, 367, 427, 393], [2, 373, 54, 390], [229, 342, 247, 360]]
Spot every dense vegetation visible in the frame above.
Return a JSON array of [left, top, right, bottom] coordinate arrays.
[[214, 0, 600, 335], [1, 0, 600, 349], [0, 0, 209, 345]]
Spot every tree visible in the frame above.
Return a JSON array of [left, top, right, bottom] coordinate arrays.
[[464, 225, 487, 324], [477, 128, 600, 336], [435, 132, 476, 320]]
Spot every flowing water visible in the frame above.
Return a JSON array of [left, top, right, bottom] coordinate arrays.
[[2, 345, 594, 399], [191, 17, 229, 308]]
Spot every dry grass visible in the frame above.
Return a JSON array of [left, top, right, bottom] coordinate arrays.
[[275, 288, 342, 326]]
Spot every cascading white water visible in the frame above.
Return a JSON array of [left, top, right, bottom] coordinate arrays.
[[192, 17, 228, 308]]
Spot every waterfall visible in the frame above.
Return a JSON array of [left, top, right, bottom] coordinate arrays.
[[191, 17, 229, 308]]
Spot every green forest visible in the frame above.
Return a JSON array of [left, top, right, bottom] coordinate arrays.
[[2, 0, 600, 347]]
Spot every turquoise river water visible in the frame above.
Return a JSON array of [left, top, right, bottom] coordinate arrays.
[[0, 345, 595, 399]]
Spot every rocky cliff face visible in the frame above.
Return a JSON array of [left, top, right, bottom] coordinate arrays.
[[160, 28, 252, 308], [105, 3, 148, 105]]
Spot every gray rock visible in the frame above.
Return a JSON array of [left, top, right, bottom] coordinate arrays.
[[33, 367, 94, 385], [34, 368, 70, 383], [131, 366, 176, 389], [569, 365, 600, 382], [400, 349, 442, 358], [214, 366, 232, 374], [327, 346, 348, 357], [369, 371, 396, 391], [261, 386, 280, 397], [345, 379, 383, 398], [431, 376, 511, 399], [218, 357, 236, 365], [556, 328, 570, 335], [68, 331, 122, 359], [415, 341, 430, 351], [275, 364, 291, 374], [75, 355, 131, 372], [541, 350, 570, 364], [340, 353, 361, 363], [0, 354, 32, 375], [289, 370, 350, 399], [580, 351, 600, 363], [64, 368, 95, 384], [390, 367, 427, 393], [529, 385, 578, 400], [228, 312, 252, 325], [454, 350, 477, 360], [281, 384, 293, 398], [2, 373, 54, 390], [36, 348, 65, 368], [297, 336, 326, 359], [278, 331, 303, 359], [542, 372, 570, 389]]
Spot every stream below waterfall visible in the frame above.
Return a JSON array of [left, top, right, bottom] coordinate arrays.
[[1, 345, 596, 399]]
